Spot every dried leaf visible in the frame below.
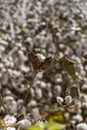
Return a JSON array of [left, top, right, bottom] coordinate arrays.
[[0, 118, 19, 129], [58, 56, 77, 80], [38, 56, 52, 71], [40, 110, 65, 123], [66, 86, 80, 100], [70, 86, 80, 99], [0, 119, 6, 129], [66, 100, 75, 112], [28, 52, 43, 70], [28, 52, 53, 71]]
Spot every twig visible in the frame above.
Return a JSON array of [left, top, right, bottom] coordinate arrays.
[[20, 70, 37, 110]]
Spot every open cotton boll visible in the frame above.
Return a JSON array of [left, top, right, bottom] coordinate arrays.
[[3, 96, 17, 114], [72, 114, 83, 122], [54, 85, 62, 96], [9, 100, 17, 114], [36, 53, 45, 61], [27, 100, 37, 107], [76, 123, 87, 130], [4, 115, 17, 126], [64, 95, 72, 105], [6, 128, 16, 130], [56, 96, 63, 105], [18, 119, 31, 129], [35, 88, 42, 99]]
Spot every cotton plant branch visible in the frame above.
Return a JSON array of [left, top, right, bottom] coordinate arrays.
[[21, 52, 78, 112]]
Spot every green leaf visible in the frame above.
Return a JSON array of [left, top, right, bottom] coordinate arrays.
[[27, 122, 66, 130], [27, 125, 42, 130], [48, 122, 66, 130], [49, 114, 64, 123], [47, 103, 58, 111]]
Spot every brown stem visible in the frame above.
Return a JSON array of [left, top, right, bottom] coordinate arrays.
[[20, 71, 37, 110]]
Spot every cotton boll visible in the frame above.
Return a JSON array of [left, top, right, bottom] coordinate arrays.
[[81, 94, 87, 103], [82, 103, 87, 108], [20, 65, 30, 72], [34, 81, 46, 89], [36, 53, 45, 61], [55, 75, 62, 83], [16, 43, 22, 48], [72, 55, 81, 64], [6, 128, 16, 130], [3, 89, 12, 95], [64, 113, 70, 121], [27, 100, 37, 107], [56, 96, 63, 105], [2, 68, 6, 73], [64, 95, 72, 105], [72, 114, 83, 122], [77, 123, 87, 130], [3, 96, 17, 114], [4, 115, 17, 126], [54, 85, 62, 96], [25, 37, 32, 43], [9, 100, 17, 114], [59, 44, 66, 51], [48, 92, 53, 98], [82, 84, 87, 90], [30, 88, 35, 97], [18, 119, 31, 129], [35, 88, 42, 99], [80, 70, 86, 77], [0, 63, 4, 68], [0, 39, 8, 45], [8, 69, 22, 78], [85, 65, 87, 71], [35, 72, 43, 79], [12, 70, 22, 77], [18, 50, 27, 61], [75, 102, 81, 109], [17, 99, 24, 109], [3, 96, 14, 102], [0, 45, 5, 52], [40, 81, 47, 88]]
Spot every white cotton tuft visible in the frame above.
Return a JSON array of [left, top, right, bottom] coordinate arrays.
[[64, 95, 72, 105], [6, 128, 16, 130], [36, 53, 45, 61], [56, 96, 63, 105], [18, 119, 31, 129], [72, 114, 83, 122], [4, 115, 17, 125], [76, 123, 87, 130]]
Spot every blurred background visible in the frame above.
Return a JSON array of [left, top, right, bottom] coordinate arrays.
[[0, 0, 87, 129]]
